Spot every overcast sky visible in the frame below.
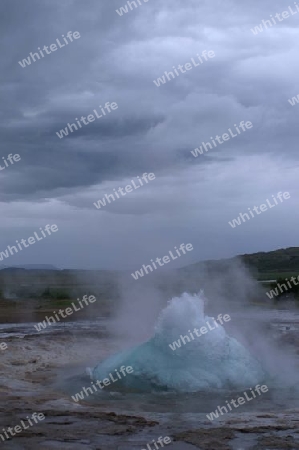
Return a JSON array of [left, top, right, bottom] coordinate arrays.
[[0, 0, 298, 269]]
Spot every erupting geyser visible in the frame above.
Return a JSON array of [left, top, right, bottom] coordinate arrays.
[[89, 293, 265, 392]]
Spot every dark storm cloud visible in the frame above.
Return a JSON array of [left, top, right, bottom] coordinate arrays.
[[0, 1, 176, 200], [2, 0, 296, 201], [1, 0, 299, 268]]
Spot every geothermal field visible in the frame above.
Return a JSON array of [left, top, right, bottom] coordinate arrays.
[[2, 0, 299, 448]]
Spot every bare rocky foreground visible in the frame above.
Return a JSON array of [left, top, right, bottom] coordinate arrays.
[[1, 324, 299, 449]]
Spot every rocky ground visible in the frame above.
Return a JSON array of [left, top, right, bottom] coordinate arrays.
[[1, 319, 299, 449]]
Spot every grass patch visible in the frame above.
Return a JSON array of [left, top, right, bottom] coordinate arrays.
[[257, 272, 299, 281]]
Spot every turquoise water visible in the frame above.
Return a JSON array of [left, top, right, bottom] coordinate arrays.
[[90, 293, 265, 392]]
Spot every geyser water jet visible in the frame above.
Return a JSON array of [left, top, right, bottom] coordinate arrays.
[[89, 292, 265, 392]]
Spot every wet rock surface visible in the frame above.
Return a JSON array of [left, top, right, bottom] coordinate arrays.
[[2, 324, 299, 449], [174, 428, 235, 449]]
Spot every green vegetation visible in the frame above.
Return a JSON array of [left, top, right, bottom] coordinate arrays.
[[180, 247, 299, 282], [41, 287, 71, 300], [1, 247, 299, 307], [240, 247, 299, 275], [269, 277, 299, 301], [257, 272, 299, 281]]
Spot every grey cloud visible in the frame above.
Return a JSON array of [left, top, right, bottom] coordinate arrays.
[[0, 0, 298, 267]]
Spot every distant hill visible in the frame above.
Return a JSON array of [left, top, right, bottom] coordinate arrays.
[[239, 247, 299, 274], [0, 247, 298, 304], [0, 246, 298, 284], [0, 264, 59, 271], [179, 247, 299, 280]]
